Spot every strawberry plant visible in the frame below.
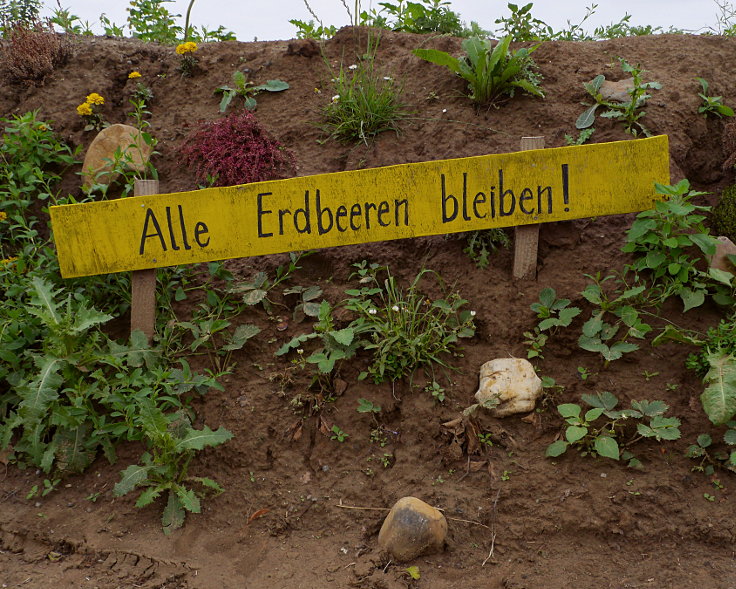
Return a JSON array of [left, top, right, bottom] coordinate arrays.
[[546, 392, 681, 465]]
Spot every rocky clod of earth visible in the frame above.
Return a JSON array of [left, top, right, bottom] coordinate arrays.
[[599, 77, 636, 103], [475, 357, 542, 417], [709, 236, 736, 273], [81, 123, 153, 188], [377, 496, 447, 562]]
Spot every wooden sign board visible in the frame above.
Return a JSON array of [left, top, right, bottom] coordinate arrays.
[[51, 136, 669, 279]]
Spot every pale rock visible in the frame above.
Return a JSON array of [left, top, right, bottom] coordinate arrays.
[[599, 77, 635, 103], [82, 123, 153, 188], [709, 236, 736, 273], [475, 357, 542, 417], [378, 497, 447, 562]]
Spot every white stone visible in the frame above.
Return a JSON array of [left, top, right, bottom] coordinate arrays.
[[474, 358, 542, 417]]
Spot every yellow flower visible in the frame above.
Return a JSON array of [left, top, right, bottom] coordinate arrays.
[[76, 102, 93, 116], [1, 257, 18, 265], [0, 211, 6, 221], [86, 92, 105, 105], [175, 41, 198, 55], [38, 124, 47, 131], [128, 71, 142, 79]]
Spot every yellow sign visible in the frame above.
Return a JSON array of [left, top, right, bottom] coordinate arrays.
[[51, 136, 669, 278]]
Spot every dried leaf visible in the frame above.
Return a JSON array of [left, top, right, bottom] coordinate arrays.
[[333, 378, 348, 395], [319, 416, 331, 436], [469, 460, 487, 472], [247, 508, 271, 524]]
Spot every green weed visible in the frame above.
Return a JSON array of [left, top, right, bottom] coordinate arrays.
[[113, 407, 231, 534], [414, 35, 543, 107], [215, 71, 289, 112], [576, 58, 661, 137], [322, 40, 409, 144], [696, 77, 734, 118]]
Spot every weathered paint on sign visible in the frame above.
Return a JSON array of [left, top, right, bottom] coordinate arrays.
[[50, 135, 669, 278]]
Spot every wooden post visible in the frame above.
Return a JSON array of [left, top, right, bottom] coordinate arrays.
[[513, 136, 545, 280], [131, 179, 158, 341]]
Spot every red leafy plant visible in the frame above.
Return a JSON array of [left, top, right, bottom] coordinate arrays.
[[180, 112, 296, 187]]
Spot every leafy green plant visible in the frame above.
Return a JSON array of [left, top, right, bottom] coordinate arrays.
[[330, 424, 349, 442], [127, 0, 182, 43], [523, 287, 580, 360], [230, 251, 310, 313], [215, 71, 289, 112], [564, 128, 595, 146], [357, 398, 381, 413], [49, 6, 93, 35], [577, 273, 652, 363], [684, 318, 736, 378], [0, 111, 78, 249], [0, 0, 40, 32], [546, 392, 681, 463], [463, 228, 510, 268], [696, 77, 734, 118], [686, 430, 736, 475], [289, 18, 337, 39], [425, 380, 446, 402], [413, 35, 543, 106], [576, 58, 661, 137], [622, 180, 717, 310], [113, 404, 232, 534], [531, 287, 581, 331], [322, 41, 409, 144], [366, 0, 464, 35]]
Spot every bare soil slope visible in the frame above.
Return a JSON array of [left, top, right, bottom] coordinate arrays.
[[1, 30, 736, 588]]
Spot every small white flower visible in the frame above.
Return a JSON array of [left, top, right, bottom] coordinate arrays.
[[297, 348, 304, 355], [391, 305, 399, 312], [348, 64, 357, 70], [470, 310, 477, 316], [383, 76, 392, 81], [442, 108, 447, 113], [331, 94, 340, 102], [368, 308, 377, 315]]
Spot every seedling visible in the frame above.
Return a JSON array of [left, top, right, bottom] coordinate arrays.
[[478, 433, 494, 447], [696, 77, 734, 118], [426, 381, 446, 402], [577, 366, 592, 380], [357, 398, 381, 413], [215, 71, 289, 112], [330, 425, 348, 442]]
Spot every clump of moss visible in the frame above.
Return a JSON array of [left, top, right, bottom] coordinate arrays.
[[712, 184, 736, 241]]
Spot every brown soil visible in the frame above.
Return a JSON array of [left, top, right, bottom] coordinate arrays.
[[2, 29, 736, 589]]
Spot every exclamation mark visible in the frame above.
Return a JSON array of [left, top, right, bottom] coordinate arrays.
[[562, 164, 570, 212]]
